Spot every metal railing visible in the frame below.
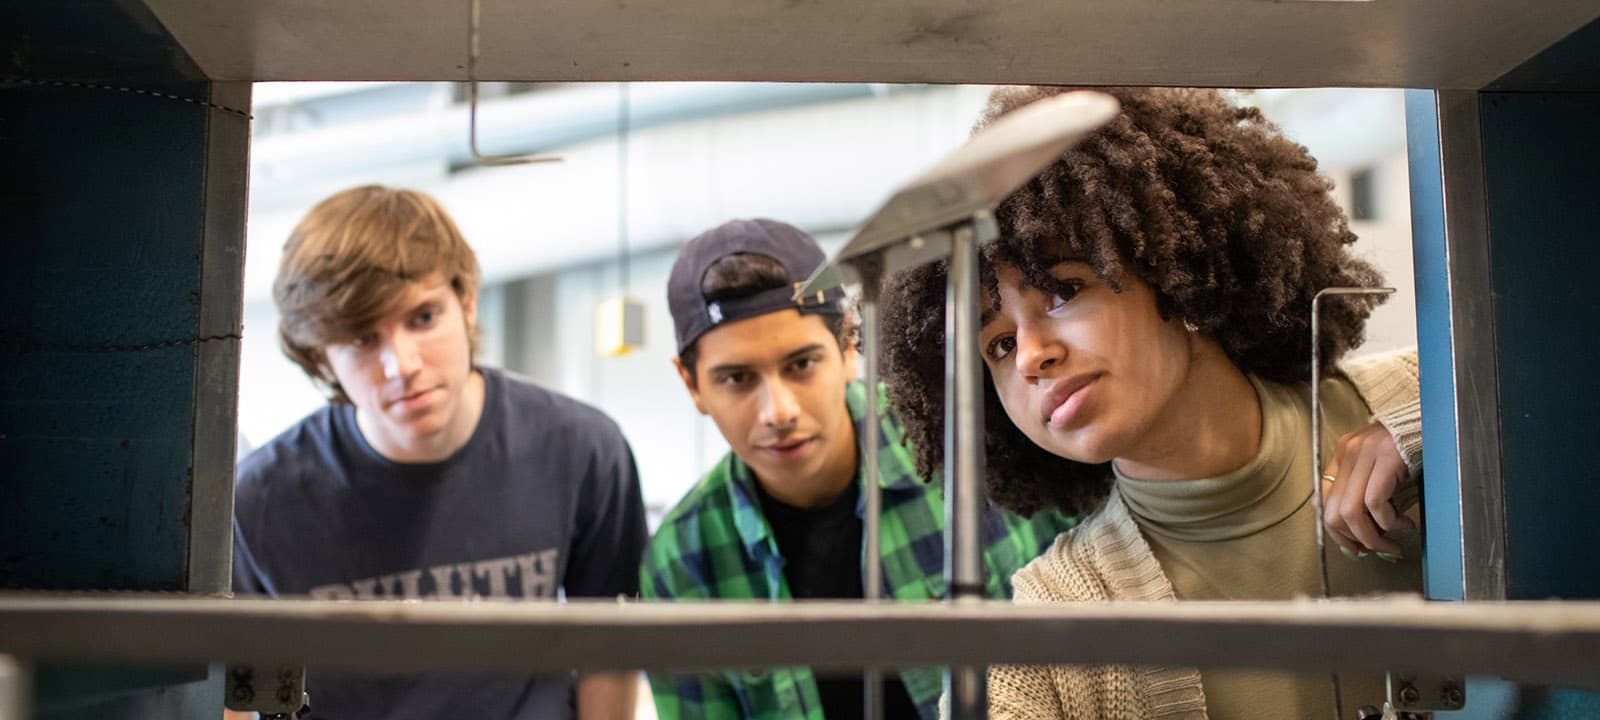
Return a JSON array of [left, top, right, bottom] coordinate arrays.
[[1, 594, 1598, 690]]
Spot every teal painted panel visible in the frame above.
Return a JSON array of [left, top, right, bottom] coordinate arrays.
[[1478, 91, 1600, 602], [0, 80, 210, 591], [1, 0, 202, 82], [33, 663, 207, 713], [1, 1, 227, 715], [1488, 16, 1600, 92], [33, 665, 223, 720]]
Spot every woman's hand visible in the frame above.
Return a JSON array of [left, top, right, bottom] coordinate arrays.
[[1321, 420, 1415, 557]]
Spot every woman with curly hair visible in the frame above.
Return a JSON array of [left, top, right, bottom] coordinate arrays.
[[881, 86, 1425, 719]]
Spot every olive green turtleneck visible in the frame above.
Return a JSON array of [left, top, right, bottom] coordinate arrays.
[[1115, 375, 1423, 720]]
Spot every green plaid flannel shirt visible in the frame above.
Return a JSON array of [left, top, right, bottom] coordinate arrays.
[[640, 381, 1078, 720]]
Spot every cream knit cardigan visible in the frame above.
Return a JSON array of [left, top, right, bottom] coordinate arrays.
[[987, 349, 1424, 720]]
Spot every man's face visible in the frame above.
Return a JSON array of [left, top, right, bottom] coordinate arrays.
[[675, 310, 858, 498], [979, 261, 1194, 465], [320, 273, 478, 459]]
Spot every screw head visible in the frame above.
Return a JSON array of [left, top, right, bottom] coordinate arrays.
[[1398, 683, 1421, 705], [1443, 684, 1465, 706], [231, 684, 255, 703]]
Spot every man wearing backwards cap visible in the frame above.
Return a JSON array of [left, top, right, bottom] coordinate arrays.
[[639, 219, 1078, 720]]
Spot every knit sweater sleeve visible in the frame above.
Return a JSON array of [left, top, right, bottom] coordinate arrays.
[[1339, 346, 1423, 477], [987, 567, 1069, 720], [986, 499, 1206, 720]]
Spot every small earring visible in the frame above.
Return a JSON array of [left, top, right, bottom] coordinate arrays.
[[1183, 319, 1200, 333]]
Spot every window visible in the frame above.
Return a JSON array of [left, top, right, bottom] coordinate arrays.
[[1350, 167, 1377, 221]]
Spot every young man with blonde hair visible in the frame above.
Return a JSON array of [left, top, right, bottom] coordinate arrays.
[[232, 185, 646, 720]]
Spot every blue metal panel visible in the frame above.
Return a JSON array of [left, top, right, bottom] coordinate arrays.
[[1404, 89, 1467, 602], [1478, 91, 1600, 602]]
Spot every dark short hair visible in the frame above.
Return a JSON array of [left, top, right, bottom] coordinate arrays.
[[881, 86, 1383, 516], [678, 252, 857, 385]]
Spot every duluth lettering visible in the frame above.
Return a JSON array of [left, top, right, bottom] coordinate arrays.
[[308, 548, 560, 600]]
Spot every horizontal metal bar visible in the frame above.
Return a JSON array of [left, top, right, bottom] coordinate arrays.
[[3, 595, 1599, 689]]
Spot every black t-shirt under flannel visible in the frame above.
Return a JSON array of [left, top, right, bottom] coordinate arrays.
[[755, 479, 920, 720]]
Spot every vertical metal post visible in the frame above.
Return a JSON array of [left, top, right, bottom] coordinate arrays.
[[0, 655, 28, 720], [190, 81, 251, 597], [858, 256, 885, 720], [1310, 287, 1395, 601], [944, 220, 988, 719], [1310, 286, 1393, 720], [1404, 89, 1507, 602]]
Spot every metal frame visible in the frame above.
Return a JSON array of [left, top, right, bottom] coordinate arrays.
[[1405, 90, 1508, 602], [943, 220, 990, 719], [188, 81, 253, 596], [858, 255, 885, 720], [45, 80, 1537, 718], [465, 0, 560, 165], [1310, 286, 1396, 720], [1310, 287, 1396, 602], [3, 596, 1600, 688], [799, 90, 1119, 720]]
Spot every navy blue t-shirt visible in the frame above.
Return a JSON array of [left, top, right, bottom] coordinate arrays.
[[233, 367, 648, 720]]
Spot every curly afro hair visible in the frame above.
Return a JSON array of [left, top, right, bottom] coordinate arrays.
[[880, 86, 1383, 517]]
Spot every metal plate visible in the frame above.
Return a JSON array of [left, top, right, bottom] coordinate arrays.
[[225, 664, 306, 715]]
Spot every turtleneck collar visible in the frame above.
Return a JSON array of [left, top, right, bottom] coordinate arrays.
[[1115, 376, 1313, 542]]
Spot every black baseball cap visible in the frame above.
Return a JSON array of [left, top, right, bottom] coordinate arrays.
[[667, 219, 845, 355]]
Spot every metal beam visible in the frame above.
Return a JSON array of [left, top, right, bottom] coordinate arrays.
[[187, 81, 252, 596], [136, 0, 1600, 88], [2, 596, 1599, 689], [1404, 90, 1508, 602]]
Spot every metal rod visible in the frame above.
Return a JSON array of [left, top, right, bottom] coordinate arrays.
[[944, 220, 988, 719], [616, 82, 631, 293], [1310, 286, 1398, 594], [1310, 286, 1397, 720], [858, 254, 885, 720], [466, 0, 560, 166], [5, 596, 1600, 688], [0, 655, 26, 720]]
